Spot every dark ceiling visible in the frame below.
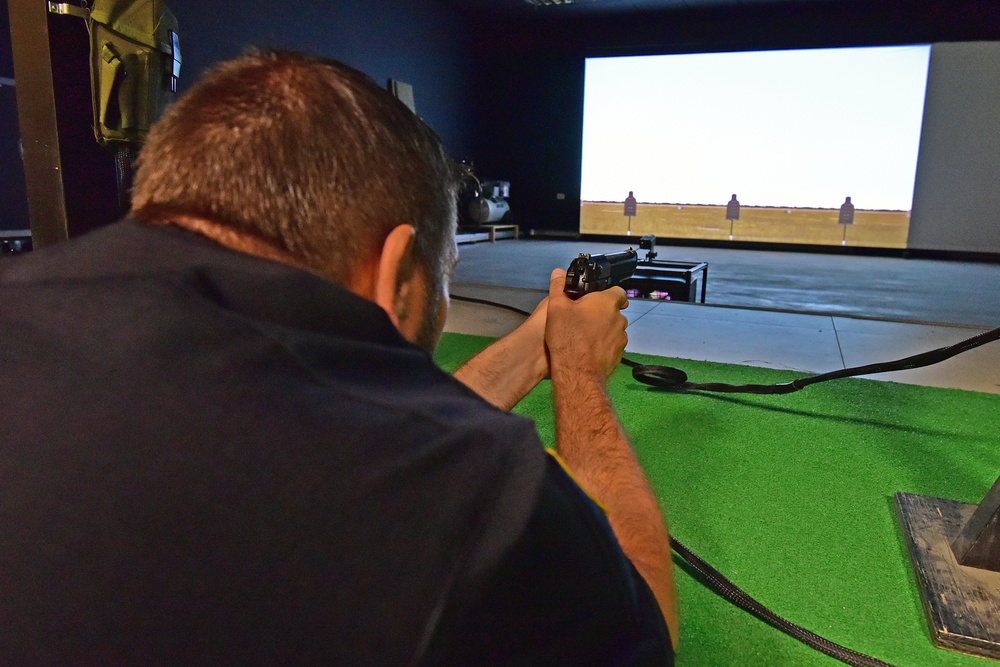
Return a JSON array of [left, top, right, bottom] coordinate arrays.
[[445, 0, 1000, 32], [445, 0, 1000, 54], [448, 0, 828, 14]]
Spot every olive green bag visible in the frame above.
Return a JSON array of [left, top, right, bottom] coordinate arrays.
[[87, 0, 180, 146]]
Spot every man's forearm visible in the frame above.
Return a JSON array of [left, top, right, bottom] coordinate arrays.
[[453, 329, 547, 411], [551, 365, 680, 647]]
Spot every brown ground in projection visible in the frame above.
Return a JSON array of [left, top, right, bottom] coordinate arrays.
[[580, 201, 910, 248]]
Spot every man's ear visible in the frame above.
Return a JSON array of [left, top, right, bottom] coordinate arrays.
[[373, 224, 417, 327]]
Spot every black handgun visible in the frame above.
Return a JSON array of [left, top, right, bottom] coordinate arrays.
[[563, 249, 638, 299]]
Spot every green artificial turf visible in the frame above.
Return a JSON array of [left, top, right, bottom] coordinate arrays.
[[435, 331, 1000, 666]]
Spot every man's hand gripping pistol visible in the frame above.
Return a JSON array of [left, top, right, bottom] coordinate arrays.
[[563, 249, 638, 299]]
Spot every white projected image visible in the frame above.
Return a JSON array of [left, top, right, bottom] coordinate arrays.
[[580, 46, 931, 247]]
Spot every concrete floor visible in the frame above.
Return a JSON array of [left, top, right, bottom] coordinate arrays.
[[445, 239, 1000, 394], [452, 239, 1000, 327]]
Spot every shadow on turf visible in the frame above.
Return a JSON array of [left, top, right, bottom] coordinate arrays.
[[625, 385, 972, 439]]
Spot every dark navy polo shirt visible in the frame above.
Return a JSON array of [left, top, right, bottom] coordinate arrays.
[[0, 220, 672, 665]]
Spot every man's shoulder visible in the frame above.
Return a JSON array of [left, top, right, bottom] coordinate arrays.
[[0, 220, 158, 283]]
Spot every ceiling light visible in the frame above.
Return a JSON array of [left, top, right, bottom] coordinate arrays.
[[524, 0, 578, 6]]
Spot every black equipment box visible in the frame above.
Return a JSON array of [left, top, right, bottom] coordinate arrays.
[[621, 260, 708, 303]]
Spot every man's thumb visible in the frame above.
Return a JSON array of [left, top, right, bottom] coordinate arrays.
[[549, 268, 566, 297]]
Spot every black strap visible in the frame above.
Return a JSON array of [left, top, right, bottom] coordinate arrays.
[[627, 326, 1000, 393], [670, 537, 895, 667]]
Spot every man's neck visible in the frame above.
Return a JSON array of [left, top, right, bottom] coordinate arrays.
[[161, 215, 317, 275], [152, 214, 383, 302]]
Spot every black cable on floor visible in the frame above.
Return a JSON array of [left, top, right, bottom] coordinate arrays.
[[671, 538, 895, 667], [451, 294, 534, 316], [631, 326, 1000, 393]]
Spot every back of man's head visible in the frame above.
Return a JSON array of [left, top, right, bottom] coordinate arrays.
[[130, 50, 460, 290]]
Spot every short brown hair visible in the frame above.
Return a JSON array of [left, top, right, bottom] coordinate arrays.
[[130, 50, 462, 289]]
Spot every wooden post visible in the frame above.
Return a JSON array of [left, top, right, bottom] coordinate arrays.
[[951, 475, 1000, 571], [8, 0, 69, 247], [895, 475, 1000, 660]]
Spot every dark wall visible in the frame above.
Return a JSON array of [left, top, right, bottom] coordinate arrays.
[[468, 48, 585, 235], [464, 0, 1000, 233], [48, 10, 124, 239], [0, 0, 31, 233], [170, 0, 475, 160]]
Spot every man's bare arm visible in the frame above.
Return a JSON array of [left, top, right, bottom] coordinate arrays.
[[452, 298, 549, 411], [544, 269, 680, 648]]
